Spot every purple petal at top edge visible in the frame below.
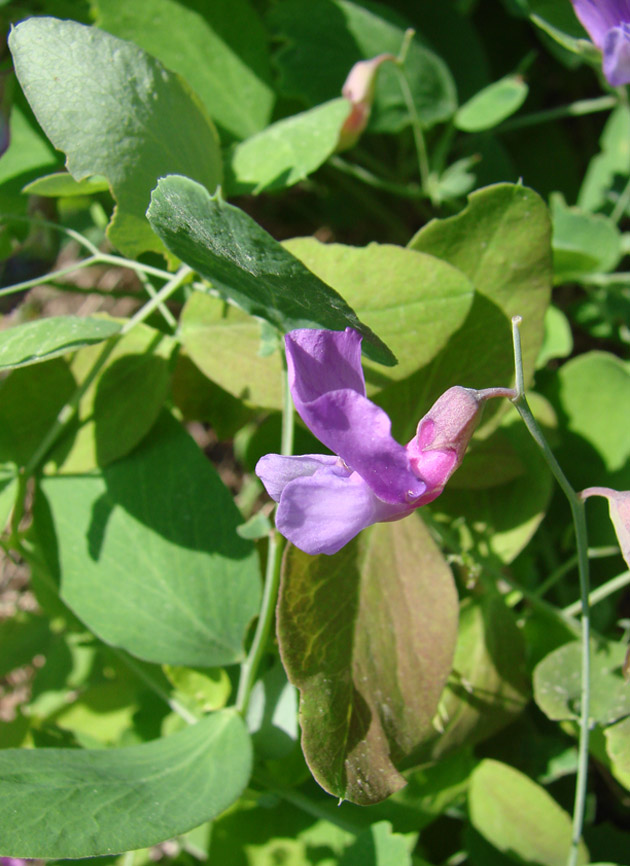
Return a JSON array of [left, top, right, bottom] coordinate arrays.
[[286, 328, 366, 406], [255, 453, 344, 502], [571, 0, 630, 46], [297, 388, 426, 505], [275, 468, 413, 555]]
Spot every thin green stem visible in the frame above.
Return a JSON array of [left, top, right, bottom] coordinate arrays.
[[236, 358, 295, 714], [111, 649, 200, 725], [394, 42, 431, 195], [0, 255, 100, 297], [510, 317, 590, 866], [120, 265, 190, 334], [328, 155, 425, 200], [563, 570, 630, 618], [496, 95, 616, 134]]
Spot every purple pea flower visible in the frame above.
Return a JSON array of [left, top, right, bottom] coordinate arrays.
[[256, 328, 512, 556], [570, 0, 630, 85]]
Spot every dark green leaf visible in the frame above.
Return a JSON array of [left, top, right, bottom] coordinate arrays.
[[9, 17, 222, 257], [37, 412, 261, 667], [0, 710, 252, 858], [148, 176, 395, 366], [278, 516, 458, 804], [338, 821, 412, 866], [0, 316, 121, 370]]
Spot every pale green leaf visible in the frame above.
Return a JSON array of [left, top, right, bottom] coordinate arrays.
[[0, 316, 121, 370]]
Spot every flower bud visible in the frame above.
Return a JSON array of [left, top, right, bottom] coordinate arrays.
[[337, 54, 395, 151], [581, 486, 630, 571]]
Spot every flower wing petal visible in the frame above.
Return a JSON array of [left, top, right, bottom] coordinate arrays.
[[297, 389, 426, 504], [276, 470, 409, 555], [286, 328, 366, 405], [603, 24, 630, 84], [256, 453, 341, 502], [571, 0, 629, 46]]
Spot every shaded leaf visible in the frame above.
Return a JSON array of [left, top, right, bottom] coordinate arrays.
[[148, 176, 395, 366], [0, 316, 121, 370], [278, 516, 458, 804], [0, 710, 252, 858], [417, 593, 529, 762], [0, 461, 19, 533], [225, 98, 350, 195], [551, 197, 622, 280], [537, 304, 573, 369], [605, 715, 630, 791], [37, 412, 261, 667], [469, 759, 589, 866], [9, 17, 222, 257], [22, 172, 110, 197], [269, 0, 456, 132], [534, 639, 630, 727], [94, 0, 274, 141], [338, 821, 412, 866]]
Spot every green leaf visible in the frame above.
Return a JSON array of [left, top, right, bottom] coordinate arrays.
[[22, 172, 110, 197], [9, 17, 222, 257], [0, 461, 19, 533], [605, 715, 630, 790], [278, 515, 458, 805], [455, 75, 528, 132], [416, 593, 529, 762], [534, 640, 630, 727], [536, 305, 573, 369], [469, 759, 589, 866], [163, 665, 231, 712], [225, 98, 351, 195], [283, 238, 474, 391], [338, 821, 412, 866], [0, 103, 58, 187], [0, 611, 52, 679], [551, 197, 622, 280], [580, 106, 630, 213], [37, 412, 261, 667], [179, 295, 284, 409], [0, 359, 78, 468], [51, 323, 177, 472], [94, 0, 274, 141], [269, 0, 456, 132], [148, 176, 395, 366], [409, 183, 551, 393], [543, 351, 630, 492], [0, 709, 252, 858], [0, 316, 121, 370]]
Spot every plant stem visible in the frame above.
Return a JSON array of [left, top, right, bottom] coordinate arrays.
[[563, 569, 630, 617], [510, 317, 590, 866], [236, 358, 294, 714], [394, 32, 432, 196], [496, 95, 616, 134]]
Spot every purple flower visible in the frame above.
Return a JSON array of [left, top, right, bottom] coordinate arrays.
[[570, 0, 630, 85], [256, 328, 511, 556]]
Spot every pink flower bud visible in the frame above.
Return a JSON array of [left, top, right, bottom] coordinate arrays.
[[337, 54, 395, 151], [580, 486, 630, 571]]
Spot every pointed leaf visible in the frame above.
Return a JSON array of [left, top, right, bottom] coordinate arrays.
[[225, 98, 351, 195], [9, 17, 222, 257], [0, 710, 251, 858], [148, 176, 395, 366], [0, 316, 121, 370], [36, 412, 261, 667], [278, 515, 458, 805]]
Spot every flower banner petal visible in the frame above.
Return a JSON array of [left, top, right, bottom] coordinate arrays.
[[286, 328, 365, 403]]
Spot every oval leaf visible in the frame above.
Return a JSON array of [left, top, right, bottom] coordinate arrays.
[[0, 316, 121, 370], [147, 175, 396, 366], [0, 710, 252, 858], [278, 515, 458, 805], [36, 412, 261, 667], [9, 17, 222, 257], [469, 759, 589, 866], [455, 75, 528, 132]]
